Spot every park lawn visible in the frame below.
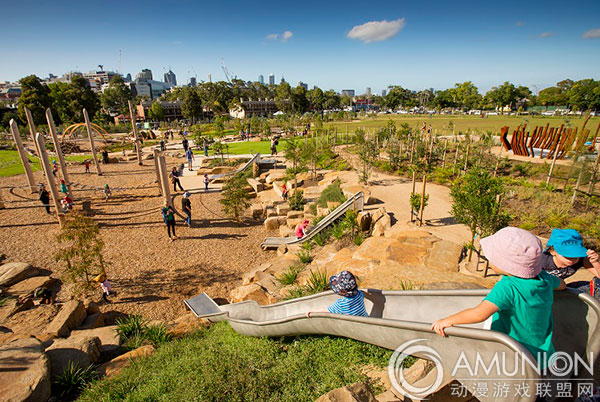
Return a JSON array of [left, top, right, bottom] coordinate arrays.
[[194, 140, 272, 156], [323, 115, 600, 136], [77, 322, 393, 402], [0, 150, 91, 177]]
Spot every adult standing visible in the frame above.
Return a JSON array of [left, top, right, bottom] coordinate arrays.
[[203, 138, 208, 157], [161, 202, 178, 241], [182, 192, 192, 227], [170, 166, 185, 192], [270, 137, 278, 156], [182, 137, 189, 153], [160, 139, 166, 152], [39, 184, 50, 214], [185, 147, 195, 171]]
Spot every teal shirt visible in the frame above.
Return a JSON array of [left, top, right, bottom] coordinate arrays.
[[484, 270, 560, 367]]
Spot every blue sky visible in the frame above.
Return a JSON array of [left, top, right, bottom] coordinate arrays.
[[1, 0, 599, 94]]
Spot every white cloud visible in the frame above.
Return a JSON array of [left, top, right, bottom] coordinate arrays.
[[347, 18, 405, 43], [539, 32, 554, 38], [582, 28, 600, 39], [266, 30, 293, 42]]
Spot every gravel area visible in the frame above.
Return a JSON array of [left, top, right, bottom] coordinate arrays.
[[0, 156, 270, 321]]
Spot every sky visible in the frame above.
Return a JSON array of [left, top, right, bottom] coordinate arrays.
[[1, 0, 599, 94]]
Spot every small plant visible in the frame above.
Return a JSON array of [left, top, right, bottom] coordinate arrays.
[[116, 315, 147, 339], [53, 362, 97, 400], [353, 231, 365, 246], [277, 264, 305, 286], [144, 323, 172, 345], [288, 190, 305, 211], [0, 296, 8, 307], [545, 206, 570, 228], [398, 280, 420, 291], [312, 231, 329, 247], [305, 270, 329, 295], [220, 172, 252, 222], [296, 248, 313, 264], [331, 222, 346, 240], [308, 203, 317, 216], [283, 286, 307, 300], [317, 180, 346, 207], [409, 192, 429, 214]]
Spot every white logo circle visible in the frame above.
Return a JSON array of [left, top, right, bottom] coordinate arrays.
[[388, 339, 444, 399]]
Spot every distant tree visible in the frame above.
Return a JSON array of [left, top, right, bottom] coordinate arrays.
[[354, 128, 378, 184], [537, 86, 568, 108], [291, 85, 309, 114], [275, 82, 293, 113], [284, 139, 306, 208], [452, 82, 482, 110], [214, 115, 226, 137], [323, 90, 341, 110], [148, 100, 165, 121], [17, 75, 51, 125], [49, 76, 100, 124], [432, 89, 457, 110], [307, 87, 325, 110], [568, 79, 600, 112], [181, 89, 203, 122], [220, 172, 251, 222], [101, 75, 132, 115]]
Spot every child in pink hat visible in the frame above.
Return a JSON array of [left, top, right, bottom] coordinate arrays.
[[432, 227, 566, 368]]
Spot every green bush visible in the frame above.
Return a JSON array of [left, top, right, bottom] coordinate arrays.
[[353, 231, 365, 246], [312, 231, 329, 247], [297, 248, 313, 264], [409, 192, 429, 214], [289, 190, 305, 211], [53, 362, 97, 400], [317, 180, 346, 207], [331, 222, 346, 240], [116, 315, 171, 349], [116, 315, 147, 339], [277, 264, 305, 286], [305, 270, 329, 295]]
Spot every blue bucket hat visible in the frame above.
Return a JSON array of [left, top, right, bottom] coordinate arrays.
[[329, 271, 358, 297], [546, 229, 588, 258]]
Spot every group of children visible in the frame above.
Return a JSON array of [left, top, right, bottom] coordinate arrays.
[[313, 227, 599, 372]]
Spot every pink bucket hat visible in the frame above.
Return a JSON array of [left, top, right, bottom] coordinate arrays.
[[480, 227, 542, 279]]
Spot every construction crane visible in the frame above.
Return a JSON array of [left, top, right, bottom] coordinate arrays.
[[98, 64, 104, 72], [221, 58, 236, 82]]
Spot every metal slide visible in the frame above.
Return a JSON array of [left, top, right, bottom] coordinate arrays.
[[186, 289, 600, 402], [260, 191, 364, 250], [208, 152, 261, 180]]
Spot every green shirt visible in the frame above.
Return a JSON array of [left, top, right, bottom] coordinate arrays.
[[484, 270, 560, 368]]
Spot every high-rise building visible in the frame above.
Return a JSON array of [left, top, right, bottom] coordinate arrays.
[[341, 89, 355, 97], [259, 75, 264, 84], [268, 74, 275, 85], [298, 81, 308, 90], [366, 87, 371, 97], [208, 74, 212, 83], [135, 69, 153, 82], [164, 70, 177, 86], [381, 89, 387, 97], [280, 76, 286, 83], [124, 73, 132, 82], [189, 77, 197, 87]]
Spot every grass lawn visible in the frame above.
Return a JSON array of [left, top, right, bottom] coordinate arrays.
[[323, 115, 600, 135], [0, 150, 91, 177], [78, 322, 393, 402], [194, 140, 272, 156]]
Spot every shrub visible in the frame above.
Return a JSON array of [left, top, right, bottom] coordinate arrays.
[[545, 206, 570, 228], [312, 231, 329, 247], [283, 286, 307, 300], [317, 180, 347, 208], [144, 323, 172, 345], [288, 190, 305, 211], [331, 222, 347, 240], [305, 270, 329, 295], [220, 172, 252, 222], [409, 192, 429, 214], [432, 167, 454, 185], [53, 362, 97, 400], [308, 203, 317, 216], [353, 231, 365, 246], [278, 264, 305, 286], [116, 315, 171, 349], [116, 315, 147, 339], [398, 281, 420, 291], [297, 248, 313, 264]]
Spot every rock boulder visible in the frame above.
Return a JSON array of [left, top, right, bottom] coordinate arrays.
[[0, 337, 51, 402], [45, 300, 87, 338], [229, 283, 273, 305], [98, 345, 155, 377], [315, 383, 377, 402], [70, 325, 122, 354], [0, 262, 39, 287], [45, 335, 102, 379]]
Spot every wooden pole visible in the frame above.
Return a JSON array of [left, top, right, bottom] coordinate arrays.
[[157, 154, 172, 207], [153, 149, 163, 195], [128, 100, 143, 165], [418, 175, 427, 227], [83, 109, 102, 175], [586, 148, 600, 208], [35, 133, 63, 226], [10, 119, 36, 192], [24, 108, 43, 162], [493, 158, 500, 178], [441, 139, 448, 169], [571, 161, 586, 206], [453, 145, 460, 174], [463, 144, 470, 173], [410, 170, 416, 222], [546, 143, 560, 188], [45, 109, 70, 192]]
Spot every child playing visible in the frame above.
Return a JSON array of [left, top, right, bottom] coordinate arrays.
[[161, 201, 178, 241], [51, 160, 58, 177], [306, 271, 368, 317], [103, 184, 112, 201], [93, 272, 114, 303], [84, 160, 90, 174], [295, 219, 310, 239], [541, 228, 600, 298], [281, 182, 288, 201], [432, 227, 565, 369], [204, 173, 209, 191], [60, 195, 73, 213], [59, 179, 68, 195]]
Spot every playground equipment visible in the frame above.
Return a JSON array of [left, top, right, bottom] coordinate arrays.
[[208, 152, 262, 181], [186, 288, 600, 402], [61, 122, 111, 142], [261, 191, 364, 250]]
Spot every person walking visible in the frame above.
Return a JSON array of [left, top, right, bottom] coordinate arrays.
[[103, 184, 112, 201], [182, 137, 189, 152], [39, 184, 50, 214], [84, 160, 90, 174], [160, 139, 166, 152], [185, 147, 195, 171], [203, 138, 208, 157], [170, 167, 185, 192], [204, 173, 209, 191], [161, 202, 178, 241], [182, 192, 192, 227], [270, 137, 278, 156]]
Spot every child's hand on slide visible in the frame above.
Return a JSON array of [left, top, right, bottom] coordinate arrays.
[[431, 319, 453, 337]]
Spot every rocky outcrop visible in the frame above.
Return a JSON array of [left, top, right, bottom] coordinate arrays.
[[45, 300, 87, 338], [98, 344, 155, 377], [166, 313, 209, 338], [45, 335, 102, 379], [264, 217, 280, 230], [7, 275, 56, 296], [229, 283, 274, 305], [0, 262, 39, 287], [0, 337, 51, 402], [70, 325, 122, 354], [315, 383, 377, 402]]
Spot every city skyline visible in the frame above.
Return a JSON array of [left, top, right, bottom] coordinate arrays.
[[1, 0, 599, 94]]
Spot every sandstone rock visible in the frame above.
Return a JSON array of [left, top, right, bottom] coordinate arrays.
[[342, 185, 373, 205], [70, 325, 122, 353], [277, 244, 288, 256], [265, 171, 286, 184], [425, 240, 463, 272], [277, 216, 288, 226], [276, 204, 290, 216], [241, 263, 271, 285], [252, 161, 260, 178], [353, 237, 430, 266], [384, 227, 432, 241], [279, 225, 295, 238], [229, 283, 273, 305], [315, 383, 377, 402], [287, 210, 304, 220], [287, 217, 303, 230], [265, 207, 277, 218], [211, 166, 235, 174], [85, 300, 100, 315], [0, 337, 51, 402], [79, 312, 105, 330], [371, 213, 391, 237], [46, 335, 101, 379], [370, 207, 387, 225], [247, 178, 264, 193], [264, 216, 280, 230], [7, 297, 34, 318], [0, 262, 39, 287], [317, 206, 330, 217], [167, 313, 209, 338], [422, 281, 485, 290], [402, 358, 435, 384], [98, 344, 155, 377], [357, 211, 372, 232], [143, 153, 153, 160], [255, 271, 279, 294], [46, 300, 87, 338], [7, 275, 56, 296]]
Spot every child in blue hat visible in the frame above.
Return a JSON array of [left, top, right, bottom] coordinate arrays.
[[306, 271, 369, 318], [542, 228, 600, 297]]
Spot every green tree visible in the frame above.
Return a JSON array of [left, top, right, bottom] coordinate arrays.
[[307, 87, 324, 111], [48, 76, 100, 124], [284, 139, 306, 208], [275, 82, 293, 113], [452, 81, 482, 110], [101, 75, 132, 115], [450, 168, 510, 260], [568, 79, 600, 112], [354, 129, 378, 184], [148, 101, 165, 121], [181, 89, 203, 122], [220, 172, 252, 222], [17, 75, 51, 125], [323, 90, 341, 110], [54, 212, 107, 293]]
